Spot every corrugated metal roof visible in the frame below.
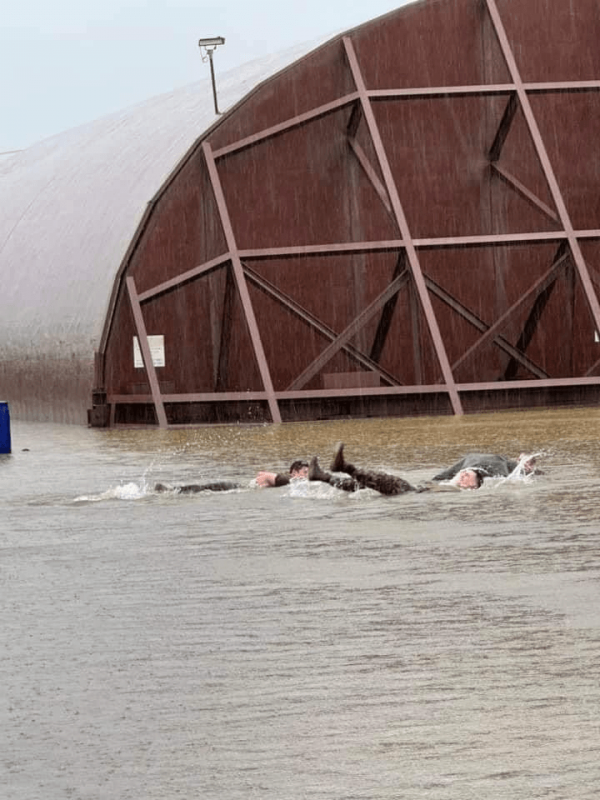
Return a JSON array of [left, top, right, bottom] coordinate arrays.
[[0, 35, 334, 357]]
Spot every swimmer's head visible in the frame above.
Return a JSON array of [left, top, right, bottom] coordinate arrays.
[[455, 468, 484, 490], [289, 460, 309, 479]]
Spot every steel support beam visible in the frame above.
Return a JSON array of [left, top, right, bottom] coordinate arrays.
[[138, 253, 230, 303], [348, 137, 394, 220], [237, 230, 600, 261], [343, 36, 463, 411], [107, 374, 600, 407], [202, 142, 282, 423], [213, 93, 359, 158], [126, 276, 168, 428], [368, 81, 600, 100], [490, 164, 560, 225]]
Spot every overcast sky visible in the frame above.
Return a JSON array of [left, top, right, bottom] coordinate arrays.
[[1, 0, 414, 152]]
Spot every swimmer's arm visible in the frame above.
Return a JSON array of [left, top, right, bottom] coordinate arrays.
[[415, 481, 460, 493], [255, 471, 290, 487]]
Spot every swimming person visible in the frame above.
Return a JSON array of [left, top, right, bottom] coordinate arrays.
[[254, 460, 309, 487], [307, 443, 539, 494], [155, 449, 538, 496], [431, 452, 538, 482], [154, 460, 309, 494]]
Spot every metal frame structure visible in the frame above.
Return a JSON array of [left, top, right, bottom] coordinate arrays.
[[100, 0, 600, 427]]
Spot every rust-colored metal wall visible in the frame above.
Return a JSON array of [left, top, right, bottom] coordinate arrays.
[[92, 0, 600, 427]]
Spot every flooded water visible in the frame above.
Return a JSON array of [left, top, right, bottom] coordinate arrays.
[[2, 407, 600, 799]]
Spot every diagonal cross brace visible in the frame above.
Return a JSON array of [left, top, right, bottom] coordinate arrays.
[[286, 270, 410, 391], [126, 276, 168, 428], [202, 141, 281, 423], [488, 92, 519, 163], [370, 252, 407, 363], [243, 262, 403, 387], [425, 277, 550, 378], [502, 274, 560, 380], [426, 277, 549, 379], [451, 249, 570, 374], [491, 164, 560, 225]]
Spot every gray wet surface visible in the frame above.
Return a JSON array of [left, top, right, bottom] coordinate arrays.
[[1, 407, 600, 799]]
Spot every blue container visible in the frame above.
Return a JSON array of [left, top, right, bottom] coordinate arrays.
[[0, 402, 11, 454]]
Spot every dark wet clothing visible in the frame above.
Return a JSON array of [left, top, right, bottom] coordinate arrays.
[[155, 480, 240, 493], [343, 462, 417, 495], [323, 474, 362, 492], [312, 461, 416, 495], [179, 480, 240, 493], [432, 453, 518, 482]]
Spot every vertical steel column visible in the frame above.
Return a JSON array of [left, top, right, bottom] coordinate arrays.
[[485, 0, 600, 337], [202, 142, 282, 423], [343, 37, 463, 415], [126, 276, 168, 428]]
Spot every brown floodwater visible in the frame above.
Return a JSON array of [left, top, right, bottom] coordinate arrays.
[[1, 407, 600, 799]]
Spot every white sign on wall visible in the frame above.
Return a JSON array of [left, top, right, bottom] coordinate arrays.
[[133, 335, 165, 368]]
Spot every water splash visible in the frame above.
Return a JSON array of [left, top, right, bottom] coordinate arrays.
[[113, 481, 149, 499], [73, 480, 151, 503], [287, 477, 344, 498], [509, 451, 544, 478], [493, 451, 545, 488]]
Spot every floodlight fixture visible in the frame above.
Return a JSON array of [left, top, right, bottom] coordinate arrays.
[[198, 36, 225, 49], [198, 36, 226, 115]]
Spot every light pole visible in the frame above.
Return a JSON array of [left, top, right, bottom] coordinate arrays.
[[198, 36, 225, 115]]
